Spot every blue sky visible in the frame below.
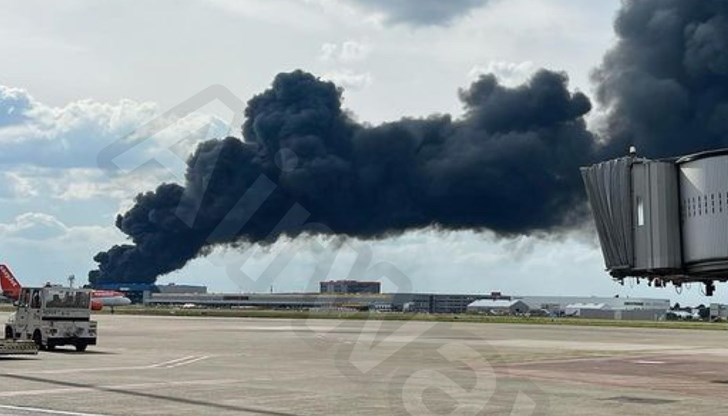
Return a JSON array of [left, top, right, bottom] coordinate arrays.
[[0, 0, 716, 304]]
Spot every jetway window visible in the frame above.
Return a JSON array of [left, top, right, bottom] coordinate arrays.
[[720, 193, 723, 212], [698, 196, 702, 215], [698, 194, 707, 215], [693, 197, 697, 216], [637, 197, 645, 226]]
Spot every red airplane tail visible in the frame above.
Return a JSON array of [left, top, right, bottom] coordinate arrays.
[[0, 264, 22, 301]]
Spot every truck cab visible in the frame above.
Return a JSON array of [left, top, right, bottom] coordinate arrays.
[[5, 286, 97, 351]]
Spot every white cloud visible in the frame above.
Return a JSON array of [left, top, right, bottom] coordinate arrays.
[[0, 171, 39, 199], [340, 40, 371, 61], [0, 212, 68, 240], [0, 85, 227, 170], [0, 85, 33, 125], [320, 40, 371, 62], [0, 211, 123, 286], [323, 70, 373, 90], [0, 165, 173, 208], [319, 42, 339, 61], [319, 40, 374, 94], [0, 212, 119, 246], [468, 61, 535, 86]]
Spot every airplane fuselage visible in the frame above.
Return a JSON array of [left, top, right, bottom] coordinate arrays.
[[95, 296, 132, 307]]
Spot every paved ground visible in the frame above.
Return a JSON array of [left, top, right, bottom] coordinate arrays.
[[0, 313, 727, 415]]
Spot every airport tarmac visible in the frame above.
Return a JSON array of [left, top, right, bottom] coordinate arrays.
[[0, 312, 727, 415]]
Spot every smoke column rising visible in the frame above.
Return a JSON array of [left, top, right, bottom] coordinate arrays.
[[89, 69, 594, 284], [595, 0, 728, 158], [91, 0, 728, 285]]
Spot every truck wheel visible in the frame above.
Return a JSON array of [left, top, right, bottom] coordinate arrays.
[[32, 330, 45, 350], [46, 342, 56, 351], [4, 326, 12, 340], [75, 343, 87, 352]]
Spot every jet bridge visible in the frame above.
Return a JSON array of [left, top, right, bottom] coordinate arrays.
[[581, 148, 728, 295]]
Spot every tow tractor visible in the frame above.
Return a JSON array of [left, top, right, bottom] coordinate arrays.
[[5, 286, 97, 352], [0, 298, 38, 355]]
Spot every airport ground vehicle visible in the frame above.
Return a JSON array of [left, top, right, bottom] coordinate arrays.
[[1, 264, 131, 312], [4, 286, 97, 352]]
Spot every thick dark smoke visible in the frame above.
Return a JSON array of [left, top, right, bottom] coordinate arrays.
[[89, 69, 594, 284], [595, 0, 728, 158], [92, 0, 728, 285]]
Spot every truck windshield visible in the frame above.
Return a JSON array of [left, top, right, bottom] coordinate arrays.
[[44, 290, 90, 309]]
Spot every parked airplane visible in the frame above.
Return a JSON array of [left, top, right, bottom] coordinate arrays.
[[0, 265, 131, 311], [91, 290, 133, 308]]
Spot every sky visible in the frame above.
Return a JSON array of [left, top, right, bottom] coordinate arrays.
[[0, 0, 718, 304]]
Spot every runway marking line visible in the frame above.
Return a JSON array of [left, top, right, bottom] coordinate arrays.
[[0, 378, 241, 398], [0, 404, 109, 416], [163, 356, 210, 368], [22, 355, 212, 375], [23, 365, 153, 375], [151, 355, 196, 366], [150, 355, 198, 368]]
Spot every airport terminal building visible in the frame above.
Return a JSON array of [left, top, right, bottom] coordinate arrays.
[[141, 292, 501, 314], [139, 288, 669, 319], [320, 280, 381, 294], [96, 279, 669, 320]]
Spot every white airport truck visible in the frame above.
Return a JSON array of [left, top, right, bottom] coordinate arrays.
[[4, 286, 97, 352]]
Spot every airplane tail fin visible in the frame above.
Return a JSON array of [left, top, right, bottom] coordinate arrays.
[[0, 264, 22, 301]]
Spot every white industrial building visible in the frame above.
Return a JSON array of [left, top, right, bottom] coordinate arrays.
[[466, 299, 530, 315], [515, 296, 669, 320], [710, 303, 728, 320], [564, 303, 607, 317], [516, 296, 669, 314]]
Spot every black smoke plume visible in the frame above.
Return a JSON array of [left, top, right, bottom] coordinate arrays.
[[595, 0, 728, 158], [89, 69, 594, 284], [91, 0, 728, 285]]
